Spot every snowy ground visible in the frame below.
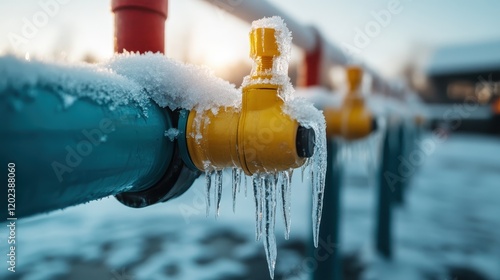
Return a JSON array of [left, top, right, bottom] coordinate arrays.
[[1, 133, 499, 280]]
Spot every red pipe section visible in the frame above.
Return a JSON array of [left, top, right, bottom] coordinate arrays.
[[111, 0, 168, 54], [299, 31, 322, 87]]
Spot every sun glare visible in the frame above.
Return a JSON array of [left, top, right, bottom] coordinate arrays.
[[189, 22, 248, 73]]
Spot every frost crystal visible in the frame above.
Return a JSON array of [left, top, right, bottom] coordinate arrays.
[[164, 128, 179, 141]]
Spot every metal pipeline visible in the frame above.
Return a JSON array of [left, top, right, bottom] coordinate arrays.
[[0, 86, 179, 218]]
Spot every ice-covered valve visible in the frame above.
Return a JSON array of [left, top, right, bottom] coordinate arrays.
[[178, 27, 313, 175], [323, 66, 377, 140]]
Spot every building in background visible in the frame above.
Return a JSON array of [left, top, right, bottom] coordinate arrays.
[[426, 39, 500, 104], [423, 40, 500, 134]]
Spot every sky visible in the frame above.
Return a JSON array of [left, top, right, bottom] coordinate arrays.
[[0, 0, 499, 78]]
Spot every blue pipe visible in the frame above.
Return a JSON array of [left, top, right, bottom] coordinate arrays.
[[0, 84, 198, 219]]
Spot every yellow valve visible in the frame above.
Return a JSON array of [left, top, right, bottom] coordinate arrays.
[[183, 27, 313, 175], [324, 66, 376, 140]]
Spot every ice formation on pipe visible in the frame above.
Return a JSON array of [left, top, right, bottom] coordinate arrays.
[[280, 169, 293, 240], [231, 168, 242, 213], [0, 17, 327, 279], [284, 97, 327, 249]]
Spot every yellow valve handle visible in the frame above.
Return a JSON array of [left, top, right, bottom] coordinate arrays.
[[184, 27, 312, 175], [347, 66, 363, 93], [249, 28, 279, 79]]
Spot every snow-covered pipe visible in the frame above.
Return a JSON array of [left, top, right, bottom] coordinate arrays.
[[0, 84, 179, 218]]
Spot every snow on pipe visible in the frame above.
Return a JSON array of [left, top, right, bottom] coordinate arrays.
[[0, 57, 187, 219]]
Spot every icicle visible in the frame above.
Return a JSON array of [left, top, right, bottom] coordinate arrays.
[[280, 170, 292, 239], [215, 170, 223, 218], [231, 168, 240, 213], [253, 175, 263, 241], [262, 175, 277, 279], [237, 169, 243, 193], [204, 170, 214, 217], [239, 169, 243, 186], [311, 166, 315, 195], [311, 153, 326, 248], [244, 174, 248, 198], [260, 176, 266, 240], [301, 158, 309, 182], [279, 118, 326, 249]]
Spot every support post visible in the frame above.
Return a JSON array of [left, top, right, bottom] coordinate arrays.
[[375, 128, 394, 259], [394, 124, 405, 205], [312, 139, 343, 280]]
